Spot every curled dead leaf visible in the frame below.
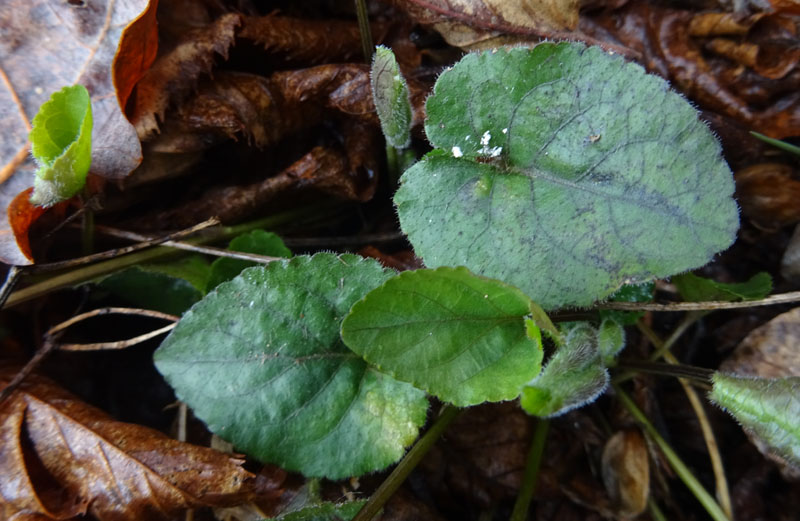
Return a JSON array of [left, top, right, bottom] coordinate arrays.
[[131, 12, 242, 139], [6, 188, 68, 264], [601, 430, 649, 518], [0, 366, 253, 521]]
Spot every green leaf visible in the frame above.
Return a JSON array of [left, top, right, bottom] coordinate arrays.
[[97, 256, 211, 315], [154, 254, 428, 479], [341, 266, 543, 407], [672, 272, 772, 302], [599, 282, 654, 326], [206, 230, 292, 291], [29, 84, 93, 206], [267, 501, 366, 521], [395, 42, 738, 309], [710, 372, 800, 468], [521, 323, 609, 417], [371, 45, 412, 148]]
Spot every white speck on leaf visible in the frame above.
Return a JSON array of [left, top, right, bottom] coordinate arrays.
[[452, 146, 463, 157]]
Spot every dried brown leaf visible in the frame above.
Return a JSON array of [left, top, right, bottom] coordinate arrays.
[[238, 15, 388, 65], [131, 12, 242, 139], [139, 145, 367, 229], [392, 0, 580, 48], [735, 163, 800, 228], [580, 3, 800, 138], [0, 367, 253, 521]]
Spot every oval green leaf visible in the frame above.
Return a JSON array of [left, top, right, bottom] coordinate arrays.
[[522, 323, 609, 417], [29, 84, 93, 206], [710, 372, 800, 468], [206, 229, 292, 291], [395, 42, 738, 309], [154, 254, 429, 479], [341, 266, 543, 407], [371, 45, 412, 148]]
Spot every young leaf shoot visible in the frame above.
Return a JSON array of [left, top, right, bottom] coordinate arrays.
[[29, 84, 93, 206], [395, 42, 739, 309], [370, 45, 412, 148]]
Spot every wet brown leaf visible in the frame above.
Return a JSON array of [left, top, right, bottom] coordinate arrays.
[[580, 3, 800, 138], [0, 367, 253, 521], [735, 163, 800, 229], [131, 12, 242, 139], [601, 429, 650, 518]]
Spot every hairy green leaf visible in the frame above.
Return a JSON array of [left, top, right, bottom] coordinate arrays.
[[673, 272, 772, 303], [597, 318, 625, 366], [710, 372, 800, 468], [267, 501, 366, 521], [341, 266, 543, 406], [29, 85, 93, 206], [206, 230, 291, 291], [155, 254, 428, 479], [521, 323, 609, 417], [371, 45, 412, 148], [395, 42, 738, 309]]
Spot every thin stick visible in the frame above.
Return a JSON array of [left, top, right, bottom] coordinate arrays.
[[284, 232, 404, 248], [57, 323, 177, 351], [352, 405, 460, 521], [616, 361, 713, 383], [509, 419, 550, 521], [0, 266, 23, 308], [614, 385, 731, 521], [46, 307, 179, 337], [27, 218, 219, 274], [595, 291, 800, 311], [92, 225, 285, 264]]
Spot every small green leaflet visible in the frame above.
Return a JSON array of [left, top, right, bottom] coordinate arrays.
[[266, 501, 366, 521], [98, 255, 211, 315], [710, 372, 800, 468], [206, 230, 292, 291], [29, 85, 93, 206], [370, 45, 412, 148], [599, 282, 654, 326], [672, 272, 772, 302], [154, 254, 429, 479], [395, 42, 738, 309], [522, 322, 615, 417], [342, 266, 543, 407]]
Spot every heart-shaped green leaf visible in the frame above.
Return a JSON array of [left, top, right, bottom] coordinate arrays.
[[522, 323, 610, 417], [395, 42, 738, 309], [29, 85, 93, 206], [710, 372, 800, 468], [154, 254, 428, 479], [341, 266, 543, 406]]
